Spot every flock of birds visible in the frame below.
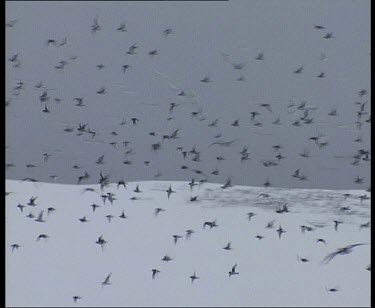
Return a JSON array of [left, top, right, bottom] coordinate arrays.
[[5, 15, 370, 191], [6, 11, 370, 306], [8, 178, 371, 304]]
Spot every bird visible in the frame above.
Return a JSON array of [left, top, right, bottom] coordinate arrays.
[[119, 211, 127, 219], [97, 86, 107, 94], [313, 24, 325, 29], [27, 196, 37, 206], [152, 269, 160, 279], [333, 220, 343, 231], [149, 49, 158, 56], [247, 212, 256, 221], [321, 243, 368, 264], [166, 186, 176, 199], [35, 210, 45, 222], [90, 203, 100, 212], [276, 225, 286, 239], [323, 32, 334, 39], [122, 64, 131, 73], [117, 21, 127, 32], [316, 238, 326, 244], [154, 208, 165, 216], [36, 234, 49, 241], [117, 179, 127, 189], [163, 28, 173, 37], [101, 273, 112, 286], [185, 229, 195, 240], [325, 287, 339, 293], [297, 255, 309, 263], [203, 219, 218, 229], [162, 255, 173, 262], [131, 118, 140, 125], [190, 272, 199, 283], [221, 178, 232, 189], [228, 263, 239, 277], [293, 66, 303, 74], [79, 216, 89, 223], [16, 203, 25, 212], [96, 235, 107, 250], [265, 220, 275, 229], [173, 235, 182, 245], [126, 43, 138, 55], [106, 215, 114, 223], [11, 244, 20, 252], [255, 52, 264, 60], [223, 242, 232, 250], [91, 15, 101, 33], [73, 296, 81, 303], [255, 234, 264, 240]]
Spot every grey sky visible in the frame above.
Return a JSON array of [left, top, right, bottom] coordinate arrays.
[[5, 0, 370, 189]]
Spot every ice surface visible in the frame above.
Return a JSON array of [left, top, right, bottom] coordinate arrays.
[[6, 180, 370, 307]]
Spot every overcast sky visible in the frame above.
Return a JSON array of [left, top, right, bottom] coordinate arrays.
[[5, 0, 370, 189]]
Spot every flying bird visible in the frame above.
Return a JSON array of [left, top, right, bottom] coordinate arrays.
[[229, 263, 239, 277], [101, 273, 112, 286], [190, 272, 199, 283], [152, 269, 160, 279], [321, 244, 368, 264]]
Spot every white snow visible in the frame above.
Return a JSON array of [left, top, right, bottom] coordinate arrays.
[[6, 180, 371, 307]]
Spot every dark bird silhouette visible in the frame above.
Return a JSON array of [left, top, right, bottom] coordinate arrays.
[[293, 66, 303, 74], [323, 32, 334, 39], [11, 244, 20, 252], [152, 269, 160, 279], [221, 178, 232, 189], [91, 16, 101, 33], [126, 43, 138, 55], [163, 28, 173, 37], [173, 235, 182, 245], [333, 220, 343, 231], [229, 263, 239, 277], [162, 255, 173, 262], [73, 296, 81, 303], [313, 24, 325, 29], [122, 64, 131, 73], [247, 212, 256, 221], [154, 207, 165, 216], [190, 272, 199, 283], [35, 210, 45, 222], [117, 21, 127, 32], [223, 242, 232, 250], [27, 196, 37, 206], [97, 86, 107, 94], [96, 235, 107, 250], [185, 229, 195, 240], [17, 203, 25, 212], [79, 216, 89, 223], [203, 219, 218, 229], [101, 273, 112, 286], [321, 243, 368, 264], [276, 225, 286, 239], [36, 234, 49, 241], [166, 185, 176, 199], [119, 211, 127, 219], [255, 52, 264, 60]]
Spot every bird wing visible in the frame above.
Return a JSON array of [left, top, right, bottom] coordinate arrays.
[[37, 210, 44, 221], [321, 251, 339, 264]]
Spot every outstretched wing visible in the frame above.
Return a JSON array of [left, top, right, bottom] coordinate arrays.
[[321, 251, 339, 264]]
